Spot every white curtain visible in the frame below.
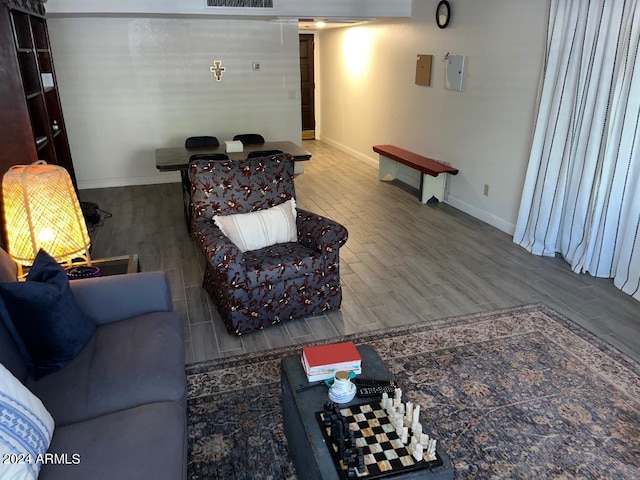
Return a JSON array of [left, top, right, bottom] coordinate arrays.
[[514, 0, 640, 301]]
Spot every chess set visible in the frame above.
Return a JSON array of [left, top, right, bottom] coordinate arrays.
[[315, 388, 444, 479]]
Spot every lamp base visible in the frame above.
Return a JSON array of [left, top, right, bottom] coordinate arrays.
[[65, 265, 101, 279]]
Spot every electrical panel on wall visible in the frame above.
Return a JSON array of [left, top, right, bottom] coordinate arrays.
[[445, 54, 466, 92]]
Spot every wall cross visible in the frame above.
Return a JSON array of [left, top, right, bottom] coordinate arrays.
[[210, 60, 226, 82]]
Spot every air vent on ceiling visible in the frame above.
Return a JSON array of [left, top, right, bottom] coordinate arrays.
[[206, 0, 273, 7]]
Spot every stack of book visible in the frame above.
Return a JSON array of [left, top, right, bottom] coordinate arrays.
[[302, 341, 362, 382]]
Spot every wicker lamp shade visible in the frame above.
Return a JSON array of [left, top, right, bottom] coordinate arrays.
[[2, 161, 90, 267]]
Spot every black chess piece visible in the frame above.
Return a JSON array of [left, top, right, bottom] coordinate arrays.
[[347, 457, 357, 478], [332, 417, 344, 445], [357, 447, 365, 474], [323, 402, 333, 426]]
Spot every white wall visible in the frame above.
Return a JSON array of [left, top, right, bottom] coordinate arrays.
[[317, 0, 549, 233], [48, 17, 301, 189]]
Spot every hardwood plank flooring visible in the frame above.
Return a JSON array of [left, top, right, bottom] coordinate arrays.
[[79, 140, 640, 365]]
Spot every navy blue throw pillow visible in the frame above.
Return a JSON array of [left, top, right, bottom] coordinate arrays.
[[0, 249, 96, 379]]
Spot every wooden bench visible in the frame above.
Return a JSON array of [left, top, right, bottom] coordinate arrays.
[[373, 144, 459, 204]]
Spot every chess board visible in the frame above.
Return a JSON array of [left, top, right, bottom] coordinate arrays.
[[316, 401, 444, 479]]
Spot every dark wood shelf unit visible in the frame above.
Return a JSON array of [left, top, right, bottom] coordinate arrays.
[[1, 0, 76, 176], [0, 0, 77, 246], [31, 13, 47, 49]]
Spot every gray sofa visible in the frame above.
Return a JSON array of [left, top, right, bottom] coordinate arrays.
[[0, 248, 187, 480]]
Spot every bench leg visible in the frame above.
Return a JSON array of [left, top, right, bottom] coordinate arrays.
[[420, 173, 446, 204], [379, 155, 399, 181]]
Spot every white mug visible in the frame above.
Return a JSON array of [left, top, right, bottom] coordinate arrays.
[[331, 371, 352, 395]]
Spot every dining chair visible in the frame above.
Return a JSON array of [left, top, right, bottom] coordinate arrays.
[[247, 149, 283, 159], [232, 134, 265, 145], [185, 136, 219, 149]]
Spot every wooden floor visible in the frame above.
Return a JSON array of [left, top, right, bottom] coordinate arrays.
[[80, 140, 640, 365]]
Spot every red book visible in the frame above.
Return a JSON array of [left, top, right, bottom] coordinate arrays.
[[302, 341, 362, 371]]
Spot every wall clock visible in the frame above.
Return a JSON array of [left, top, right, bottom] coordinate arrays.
[[436, 0, 451, 29]]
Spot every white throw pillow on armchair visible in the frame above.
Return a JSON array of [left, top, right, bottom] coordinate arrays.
[[0, 363, 55, 479], [213, 198, 298, 252]]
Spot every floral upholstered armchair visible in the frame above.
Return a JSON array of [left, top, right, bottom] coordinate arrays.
[[189, 153, 348, 335]]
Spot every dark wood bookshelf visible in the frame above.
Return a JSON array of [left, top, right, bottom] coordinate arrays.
[[0, 0, 77, 244]]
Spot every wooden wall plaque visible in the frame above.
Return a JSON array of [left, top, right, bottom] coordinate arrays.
[[415, 54, 433, 86]]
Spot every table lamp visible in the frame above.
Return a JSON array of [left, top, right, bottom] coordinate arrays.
[[2, 161, 91, 277]]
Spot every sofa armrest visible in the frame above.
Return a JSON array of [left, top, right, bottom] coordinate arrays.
[[192, 218, 247, 284], [70, 272, 172, 325], [296, 208, 349, 253]]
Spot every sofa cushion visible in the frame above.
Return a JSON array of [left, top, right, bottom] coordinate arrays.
[[0, 363, 55, 479], [0, 320, 28, 383], [26, 311, 186, 426], [213, 198, 297, 252], [40, 402, 186, 480], [244, 242, 321, 289], [0, 250, 96, 379], [0, 250, 28, 381]]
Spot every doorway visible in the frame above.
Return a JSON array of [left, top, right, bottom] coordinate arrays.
[[299, 34, 315, 140]]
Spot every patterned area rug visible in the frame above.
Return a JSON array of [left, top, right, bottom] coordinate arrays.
[[186, 304, 640, 479]]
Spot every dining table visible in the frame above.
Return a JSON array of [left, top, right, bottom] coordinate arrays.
[[155, 140, 312, 172]]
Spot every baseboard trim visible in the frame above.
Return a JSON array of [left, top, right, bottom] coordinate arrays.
[[77, 143, 515, 237], [77, 172, 180, 190], [445, 196, 516, 235], [321, 137, 378, 168]]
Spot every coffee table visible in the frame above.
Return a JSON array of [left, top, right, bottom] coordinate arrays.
[[281, 345, 454, 480], [63, 254, 140, 277], [88, 254, 140, 276]]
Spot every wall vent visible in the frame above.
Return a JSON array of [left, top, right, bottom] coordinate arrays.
[[206, 0, 273, 7]]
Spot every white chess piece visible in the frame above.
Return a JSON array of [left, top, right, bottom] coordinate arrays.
[[393, 388, 402, 409], [394, 413, 403, 437], [427, 438, 437, 460], [412, 442, 423, 462]]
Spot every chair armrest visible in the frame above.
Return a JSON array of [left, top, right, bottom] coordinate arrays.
[[296, 208, 349, 252], [192, 218, 247, 284], [70, 272, 172, 325]]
